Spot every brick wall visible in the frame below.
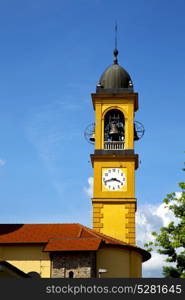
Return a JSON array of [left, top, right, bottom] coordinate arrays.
[[51, 251, 96, 278]]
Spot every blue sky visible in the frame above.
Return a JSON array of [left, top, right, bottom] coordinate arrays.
[[0, 0, 185, 277]]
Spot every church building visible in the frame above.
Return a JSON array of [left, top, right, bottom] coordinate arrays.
[[0, 47, 150, 278]]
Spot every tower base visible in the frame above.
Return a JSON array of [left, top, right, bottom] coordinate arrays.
[[92, 200, 136, 244]]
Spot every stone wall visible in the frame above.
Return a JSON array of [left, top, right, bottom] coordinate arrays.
[[51, 251, 96, 278]]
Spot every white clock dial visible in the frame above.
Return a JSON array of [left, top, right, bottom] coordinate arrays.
[[102, 168, 126, 191]]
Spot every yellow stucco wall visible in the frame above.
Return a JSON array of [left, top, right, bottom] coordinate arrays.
[[0, 245, 51, 278], [101, 203, 135, 243], [96, 246, 142, 278], [93, 202, 136, 244], [92, 153, 137, 244], [0, 244, 143, 278], [91, 93, 138, 245], [92, 93, 138, 150]]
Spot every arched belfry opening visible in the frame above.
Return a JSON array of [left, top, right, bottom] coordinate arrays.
[[104, 109, 125, 150]]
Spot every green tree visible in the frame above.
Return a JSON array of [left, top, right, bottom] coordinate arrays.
[[145, 169, 185, 278]]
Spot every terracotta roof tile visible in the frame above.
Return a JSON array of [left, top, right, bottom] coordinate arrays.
[[44, 238, 101, 251], [79, 228, 94, 238], [80, 225, 129, 245], [0, 223, 151, 262], [0, 224, 81, 243]]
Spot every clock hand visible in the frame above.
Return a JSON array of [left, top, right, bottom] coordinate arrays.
[[111, 178, 122, 183], [104, 178, 113, 183], [104, 178, 121, 183]]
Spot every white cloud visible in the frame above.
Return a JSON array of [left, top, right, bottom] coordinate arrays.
[[136, 202, 178, 277], [0, 159, 6, 167], [136, 202, 178, 245], [142, 252, 174, 277], [84, 177, 93, 197]]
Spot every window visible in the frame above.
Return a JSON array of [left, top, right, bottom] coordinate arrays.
[[69, 271, 74, 278]]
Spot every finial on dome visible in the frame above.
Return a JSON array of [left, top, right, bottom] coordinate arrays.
[[114, 22, 118, 64], [114, 48, 119, 64]]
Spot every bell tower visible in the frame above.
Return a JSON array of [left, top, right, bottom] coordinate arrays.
[[90, 47, 142, 245]]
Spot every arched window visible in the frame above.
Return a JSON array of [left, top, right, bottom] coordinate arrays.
[[104, 109, 125, 150], [69, 271, 74, 278]]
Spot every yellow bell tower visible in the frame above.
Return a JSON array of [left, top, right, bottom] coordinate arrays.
[[91, 48, 141, 245]]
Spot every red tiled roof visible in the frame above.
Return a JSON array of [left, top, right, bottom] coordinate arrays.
[[44, 238, 101, 251], [79, 228, 93, 238], [0, 223, 150, 262], [0, 224, 82, 243]]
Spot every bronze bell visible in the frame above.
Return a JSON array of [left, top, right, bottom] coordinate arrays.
[[89, 131, 95, 142], [109, 123, 119, 136]]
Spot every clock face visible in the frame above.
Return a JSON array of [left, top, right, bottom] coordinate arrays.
[[102, 168, 126, 191]]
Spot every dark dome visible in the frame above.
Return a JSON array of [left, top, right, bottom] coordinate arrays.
[[96, 49, 134, 94], [99, 64, 132, 89]]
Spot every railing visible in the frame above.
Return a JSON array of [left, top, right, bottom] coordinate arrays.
[[104, 141, 124, 150]]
